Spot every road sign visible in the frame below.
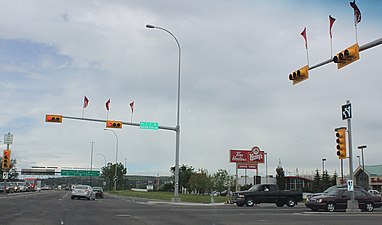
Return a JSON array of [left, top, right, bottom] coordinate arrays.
[[342, 103, 352, 120], [3, 133, 13, 145], [61, 169, 100, 177], [3, 172, 8, 180], [347, 180, 354, 191], [140, 122, 159, 130]]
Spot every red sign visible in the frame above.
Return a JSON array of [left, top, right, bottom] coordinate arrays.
[[230, 148, 265, 164], [237, 163, 258, 170]]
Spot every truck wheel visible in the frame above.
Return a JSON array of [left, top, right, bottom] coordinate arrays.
[[236, 202, 244, 207], [286, 198, 296, 207], [276, 201, 284, 207], [325, 202, 336, 212], [245, 198, 255, 207]]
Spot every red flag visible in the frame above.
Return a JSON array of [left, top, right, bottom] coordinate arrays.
[[83, 96, 89, 109], [350, 1, 361, 24], [300, 27, 307, 49], [130, 101, 134, 113], [106, 99, 110, 111], [329, 15, 336, 38]]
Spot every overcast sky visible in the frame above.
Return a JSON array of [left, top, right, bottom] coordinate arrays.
[[1, 0, 381, 178]]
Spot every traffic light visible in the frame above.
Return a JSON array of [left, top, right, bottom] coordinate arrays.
[[106, 120, 122, 129], [45, 114, 63, 123], [335, 128, 347, 159], [2, 150, 11, 170], [289, 65, 309, 85], [333, 43, 360, 69]]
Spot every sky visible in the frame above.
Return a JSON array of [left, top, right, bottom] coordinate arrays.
[[1, 0, 382, 179]]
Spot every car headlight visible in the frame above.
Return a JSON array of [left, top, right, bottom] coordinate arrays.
[[316, 199, 323, 203], [238, 194, 245, 198]]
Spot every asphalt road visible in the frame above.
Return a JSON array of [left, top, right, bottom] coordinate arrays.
[[1, 191, 382, 225]]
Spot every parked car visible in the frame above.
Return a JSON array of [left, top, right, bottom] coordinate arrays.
[[71, 185, 95, 200], [232, 184, 303, 207], [306, 185, 366, 201], [305, 188, 382, 212], [92, 187, 104, 198], [368, 190, 381, 196]]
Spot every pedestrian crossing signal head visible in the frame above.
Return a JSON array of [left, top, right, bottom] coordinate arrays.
[[289, 65, 309, 85], [106, 120, 122, 129], [45, 114, 63, 123]]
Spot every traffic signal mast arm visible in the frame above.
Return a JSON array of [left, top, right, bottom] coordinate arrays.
[[309, 37, 382, 71], [58, 115, 177, 132]]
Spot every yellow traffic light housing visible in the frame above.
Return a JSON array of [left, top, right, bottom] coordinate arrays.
[[45, 114, 63, 123], [335, 128, 347, 159], [333, 43, 360, 69], [106, 120, 122, 129], [289, 65, 309, 85], [2, 150, 11, 170]]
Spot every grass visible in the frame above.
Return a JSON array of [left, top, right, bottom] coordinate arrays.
[[110, 190, 230, 203]]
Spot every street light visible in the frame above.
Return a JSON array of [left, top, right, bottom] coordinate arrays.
[[146, 24, 182, 202], [97, 153, 107, 167], [104, 129, 119, 191], [357, 145, 367, 188]]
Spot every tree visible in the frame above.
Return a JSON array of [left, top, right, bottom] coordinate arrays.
[[331, 171, 338, 186], [312, 169, 322, 193], [188, 169, 211, 195], [276, 166, 286, 190], [321, 170, 331, 191], [211, 169, 230, 192], [170, 164, 195, 193], [101, 162, 127, 190]]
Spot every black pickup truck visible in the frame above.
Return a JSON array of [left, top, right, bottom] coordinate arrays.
[[232, 184, 303, 207]]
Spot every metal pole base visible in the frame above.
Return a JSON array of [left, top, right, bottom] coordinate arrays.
[[346, 200, 361, 213], [171, 197, 181, 203]]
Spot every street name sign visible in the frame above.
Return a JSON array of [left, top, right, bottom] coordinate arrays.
[[140, 122, 159, 130]]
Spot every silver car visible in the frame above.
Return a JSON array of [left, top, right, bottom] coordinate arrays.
[[71, 185, 95, 200]]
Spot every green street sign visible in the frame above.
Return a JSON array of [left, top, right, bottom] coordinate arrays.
[[61, 169, 100, 177], [140, 121, 159, 130]]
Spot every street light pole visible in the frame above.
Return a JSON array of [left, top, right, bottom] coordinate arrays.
[[104, 129, 119, 191], [97, 153, 107, 167], [322, 158, 326, 177], [146, 24, 181, 202], [90, 142, 95, 186], [358, 145, 367, 188], [265, 152, 268, 183]]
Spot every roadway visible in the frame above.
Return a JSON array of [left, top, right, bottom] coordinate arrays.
[[0, 191, 382, 225]]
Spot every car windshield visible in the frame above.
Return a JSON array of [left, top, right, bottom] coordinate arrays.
[[247, 185, 261, 192], [75, 186, 88, 190]]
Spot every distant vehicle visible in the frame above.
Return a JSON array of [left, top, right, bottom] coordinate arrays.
[[71, 185, 95, 200], [368, 190, 381, 196], [305, 188, 382, 212], [92, 187, 104, 198], [0, 182, 13, 193], [232, 184, 303, 207]]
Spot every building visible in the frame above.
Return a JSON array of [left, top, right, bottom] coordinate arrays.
[[354, 165, 382, 191]]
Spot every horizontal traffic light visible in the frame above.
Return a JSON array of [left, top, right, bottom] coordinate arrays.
[[2, 150, 11, 170], [289, 65, 309, 85], [333, 43, 360, 69], [106, 120, 122, 129], [45, 114, 63, 123]]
